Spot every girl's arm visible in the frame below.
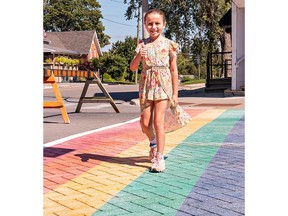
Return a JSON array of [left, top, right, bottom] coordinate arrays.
[[130, 52, 142, 72], [170, 56, 179, 106], [130, 43, 146, 72]]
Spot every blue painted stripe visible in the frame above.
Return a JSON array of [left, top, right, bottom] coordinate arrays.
[[176, 116, 245, 215]]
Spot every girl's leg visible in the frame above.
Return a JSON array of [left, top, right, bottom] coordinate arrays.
[[150, 99, 168, 172], [140, 101, 155, 142], [153, 99, 168, 155], [140, 101, 157, 161]]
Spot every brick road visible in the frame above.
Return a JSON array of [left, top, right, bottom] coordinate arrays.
[[44, 105, 244, 216]]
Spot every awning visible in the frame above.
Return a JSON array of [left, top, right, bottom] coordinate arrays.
[[43, 44, 79, 55], [219, 8, 231, 27]]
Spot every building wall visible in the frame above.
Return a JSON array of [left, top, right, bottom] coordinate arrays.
[[88, 40, 100, 60], [232, 3, 245, 90]]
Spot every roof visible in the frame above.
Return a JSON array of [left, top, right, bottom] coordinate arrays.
[[43, 44, 79, 55], [44, 30, 103, 56]]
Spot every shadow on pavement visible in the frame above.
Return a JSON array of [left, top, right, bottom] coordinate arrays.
[[178, 87, 225, 98], [93, 91, 139, 102], [92, 87, 225, 102], [75, 153, 150, 169], [44, 147, 76, 157]]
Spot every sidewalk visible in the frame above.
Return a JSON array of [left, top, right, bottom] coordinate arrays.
[[44, 94, 245, 215]]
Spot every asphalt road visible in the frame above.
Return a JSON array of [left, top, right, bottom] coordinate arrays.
[[43, 82, 244, 144], [43, 83, 141, 144]]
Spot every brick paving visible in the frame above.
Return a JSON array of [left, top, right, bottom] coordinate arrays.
[[44, 107, 244, 216]]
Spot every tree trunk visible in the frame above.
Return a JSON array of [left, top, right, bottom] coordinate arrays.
[[220, 29, 232, 77]]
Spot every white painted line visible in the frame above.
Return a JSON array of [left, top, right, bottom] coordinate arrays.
[[223, 96, 245, 100], [43, 117, 140, 148]]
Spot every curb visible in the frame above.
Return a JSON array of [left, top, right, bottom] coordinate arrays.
[[130, 98, 140, 106]]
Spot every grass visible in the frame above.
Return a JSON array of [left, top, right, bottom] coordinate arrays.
[[102, 78, 206, 85], [77, 76, 206, 86], [180, 79, 206, 85]]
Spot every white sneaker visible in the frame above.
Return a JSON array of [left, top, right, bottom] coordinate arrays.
[[150, 153, 165, 172]]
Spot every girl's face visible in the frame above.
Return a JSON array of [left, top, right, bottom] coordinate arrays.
[[144, 13, 165, 40]]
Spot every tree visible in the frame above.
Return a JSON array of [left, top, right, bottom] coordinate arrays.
[[124, 0, 232, 80], [177, 54, 197, 76], [109, 36, 139, 81], [43, 0, 110, 47], [124, 0, 142, 20], [191, 0, 231, 52], [110, 36, 138, 65], [88, 37, 138, 82], [124, 0, 231, 54], [100, 53, 128, 81]]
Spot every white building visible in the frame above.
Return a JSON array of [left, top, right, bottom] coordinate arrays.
[[231, 0, 245, 91]]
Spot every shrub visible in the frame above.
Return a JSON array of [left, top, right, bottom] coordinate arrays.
[[181, 76, 193, 83], [103, 73, 115, 82]]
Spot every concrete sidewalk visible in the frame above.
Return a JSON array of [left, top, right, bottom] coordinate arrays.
[[43, 92, 245, 215]]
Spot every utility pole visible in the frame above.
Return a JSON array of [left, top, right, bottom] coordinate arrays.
[[134, 0, 148, 84], [135, 1, 141, 85], [197, 54, 201, 80], [142, 0, 149, 39]]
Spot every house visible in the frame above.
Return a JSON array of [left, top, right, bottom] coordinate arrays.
[[206, 0, 245, 94], [43, 30, 103, 64]]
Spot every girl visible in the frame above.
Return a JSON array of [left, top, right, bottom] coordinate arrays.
[[130, 9, 191, 172]]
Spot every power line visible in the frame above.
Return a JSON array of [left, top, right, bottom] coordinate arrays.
[[109, 0, 124, 3], [102, 18, 136, 27]]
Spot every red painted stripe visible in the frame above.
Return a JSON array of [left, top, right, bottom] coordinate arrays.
[[43, 108, 205, 193]]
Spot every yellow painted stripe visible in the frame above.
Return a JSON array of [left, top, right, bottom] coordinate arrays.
[[44, 108, 226, 215]]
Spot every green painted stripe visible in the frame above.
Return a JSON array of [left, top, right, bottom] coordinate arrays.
[[92, 109, 244, 216]]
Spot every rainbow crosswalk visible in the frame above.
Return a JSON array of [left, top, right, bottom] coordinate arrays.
[[44, 107, 244, 215]]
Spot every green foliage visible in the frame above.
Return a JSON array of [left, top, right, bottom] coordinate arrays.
[[148, 0, 231, 53], [177, 54, 197, 75], [109, 36, 138, 81], [90, 58, 100, 70], [43, 0, 110, 47], [54, 56, 80, 67], [123, 0, 232, 81], [191, 0, 231, 52], [94, 36, 138, 82], [180, 78, 206, 85], [110, 36, 137, 65], [97, 53, 128, 81], [45, 58, 52, 63], [108, 55, 127, 81], [124, 0, 231, 68], [124, 0, 141, 20], [78, 58, 95, 71], [181, 76, 194, 83], [103, 73, 115, 82]]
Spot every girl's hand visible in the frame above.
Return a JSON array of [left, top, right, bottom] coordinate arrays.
[[139, 43, 147, 58], [171, 95, 178, 107], [130, 42, 146, 71]]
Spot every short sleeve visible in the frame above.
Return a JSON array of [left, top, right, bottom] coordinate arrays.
[[169, 41, 179, 59]]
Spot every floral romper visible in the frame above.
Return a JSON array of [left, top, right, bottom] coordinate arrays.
[[136, 37, 191, 132]]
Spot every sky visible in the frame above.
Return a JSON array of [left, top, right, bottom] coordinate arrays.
[[98, 0, 141, 51]]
